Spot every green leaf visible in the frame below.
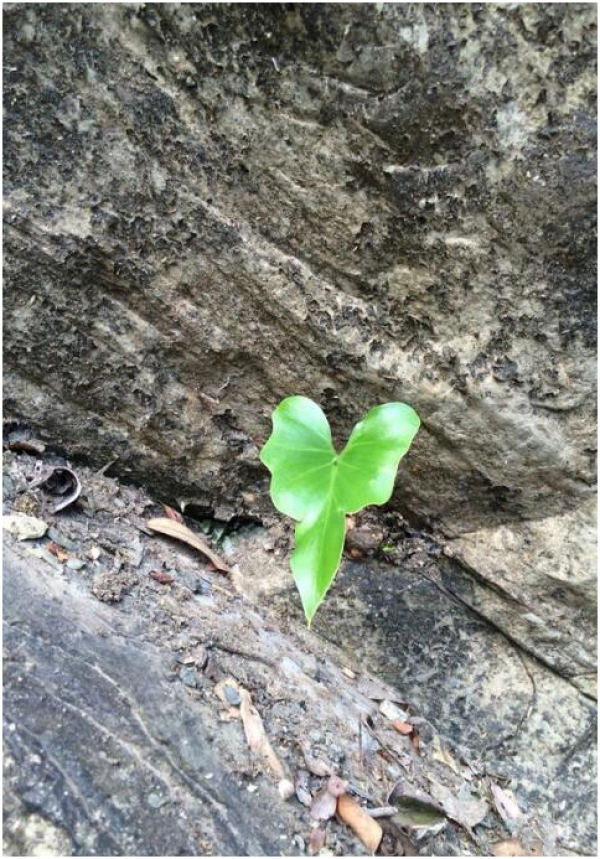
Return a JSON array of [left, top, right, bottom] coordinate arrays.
[[260, 396, 420, 623]]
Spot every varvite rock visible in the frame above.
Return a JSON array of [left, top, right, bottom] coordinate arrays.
[[4, 3, 596, 533]]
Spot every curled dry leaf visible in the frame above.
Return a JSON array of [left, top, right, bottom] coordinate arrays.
[[337, 794, 383, 855], [29, 464, 82, 513], [162, 503, 184, 523], [239, 687, 294, 800], [387, 783, 447, 833], [146, 517, 230, 573]]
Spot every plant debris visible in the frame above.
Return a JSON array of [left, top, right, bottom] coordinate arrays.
[[490, 785, 524, 823], [162, 504, 184, 523], [47, 541, 69, 562], [387, 784, 447, 834], [391, 720, 413, 735], [149, 570, 175, 585], [310, 775, 348, 821], [239, 686, 294, 800], [337, 793, 383, 854], [365, 806, 398, 818], [28, 463, 82, 513], [429, 781, 488, 830], [431, 735, 462, 775], [5, 437, 46, 455], [310, 787, 337, 821], [146, 517, 230, 572], [299, 743, 333, 777]]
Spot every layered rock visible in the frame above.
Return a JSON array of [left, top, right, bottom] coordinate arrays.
[[4, 3, 596, 532]]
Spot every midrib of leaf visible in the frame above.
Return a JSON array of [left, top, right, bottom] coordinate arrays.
[[268, 445, 333, 454], [311, 467, 340, 624]]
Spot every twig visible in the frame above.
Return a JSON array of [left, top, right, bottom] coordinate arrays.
[[347, 783, 377, 803], [360, 716, 409, 771], [207, 642, 277, 669]]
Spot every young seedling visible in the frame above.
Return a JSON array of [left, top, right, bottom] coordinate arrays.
[[260, 396, 420, 624]]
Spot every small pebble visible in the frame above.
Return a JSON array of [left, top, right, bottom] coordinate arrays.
[[147, 792, 168, 809], [224, 685, 241, 706], [180, 667, 198, 688], [379, 699, 409, 722], [66, 558, 86, 571]]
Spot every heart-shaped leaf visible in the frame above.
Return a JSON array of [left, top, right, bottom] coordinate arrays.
[[260, 396, 420, 623]]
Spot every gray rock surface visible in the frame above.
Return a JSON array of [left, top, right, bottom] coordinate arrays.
[[3, 2, 597, 533], [230, 525, 597, 855], [6, 453, 564, 858]]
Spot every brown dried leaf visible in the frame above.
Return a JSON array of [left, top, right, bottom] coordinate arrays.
[[391, 720, 413, 735], [146, 517, 230, 572], [239, 687, 294, 800], [337, 794, 383, 854], [149, 570, 175, 585], [162, 503, 184, 523], [47, 542, 69, 562], [6, 438, 46, 455]]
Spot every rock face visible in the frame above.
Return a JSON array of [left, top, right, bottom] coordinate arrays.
[[2, 454, 596, 856], [3, 2, 597, 533]]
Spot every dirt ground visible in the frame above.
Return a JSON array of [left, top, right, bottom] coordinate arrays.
[[2, 445, 596, 856]]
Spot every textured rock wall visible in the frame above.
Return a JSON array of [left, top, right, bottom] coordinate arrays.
[[3, 3, 597, 532]]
